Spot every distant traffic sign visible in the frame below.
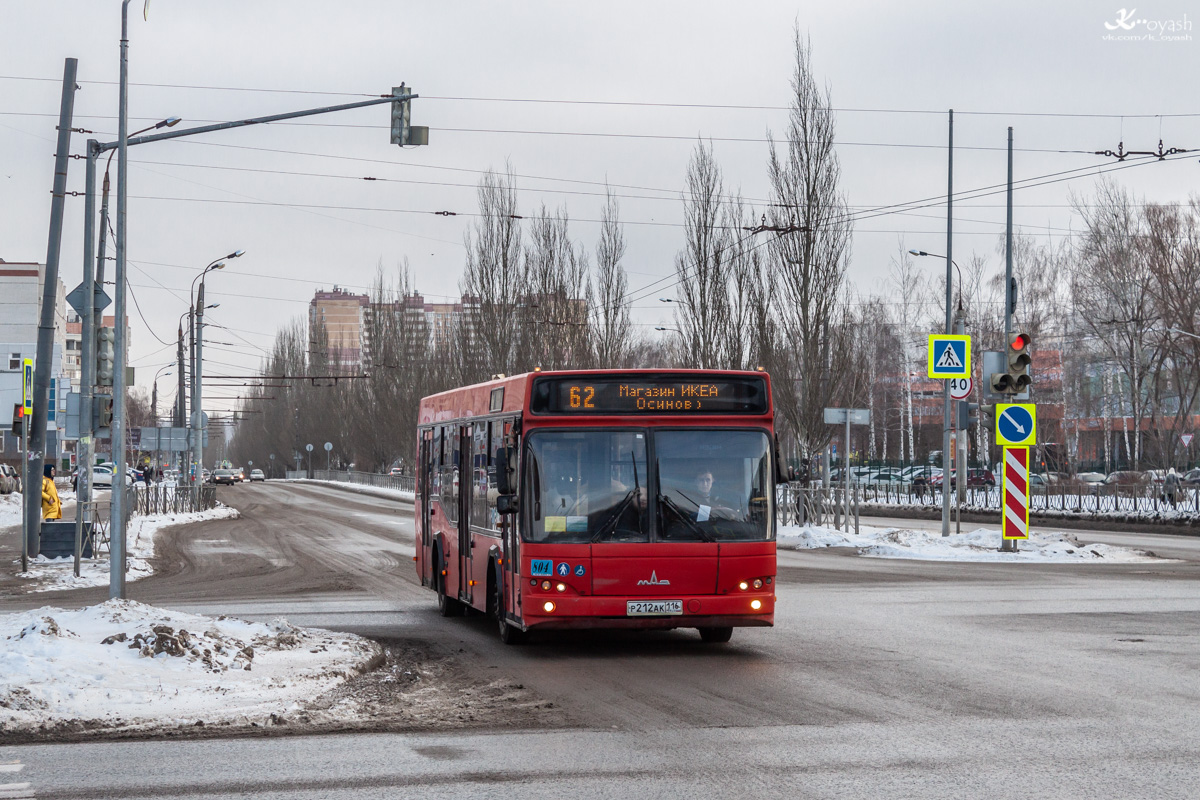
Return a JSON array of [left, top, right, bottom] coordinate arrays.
[[1183, 434, 1195, 448], [927, 335, 971, 379], [948, 377, 973, 400], [995, 403, 1036, 447]]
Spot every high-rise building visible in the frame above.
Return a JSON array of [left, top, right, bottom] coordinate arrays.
[[309, 286, 369, 369]]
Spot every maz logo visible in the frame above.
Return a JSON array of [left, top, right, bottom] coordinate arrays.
[[637, 571, 670, 586]]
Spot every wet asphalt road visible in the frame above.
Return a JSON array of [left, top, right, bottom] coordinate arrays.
[[4, 481, 1200, 798]]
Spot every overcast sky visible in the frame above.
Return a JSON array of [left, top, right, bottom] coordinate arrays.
[[2, 0, 1197, 417]]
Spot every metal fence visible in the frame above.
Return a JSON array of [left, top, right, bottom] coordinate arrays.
[[777, 485, 861, 532], [782, 480, 1200, 518], [129, 483, 218, 516], [288, 469, 417, 493]]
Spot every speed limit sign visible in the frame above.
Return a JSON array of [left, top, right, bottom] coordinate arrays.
[[949, 377, 973, 400]]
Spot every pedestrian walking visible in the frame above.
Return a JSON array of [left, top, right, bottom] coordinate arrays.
[[41, 464, 61, 520], [1164, 467, 1182, 508]]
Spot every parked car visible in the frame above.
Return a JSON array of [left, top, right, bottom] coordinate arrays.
[[1076, 472, 1106, 485], [389, 466, 404, 477], [1028, 473, 1050, 492], [212, 469, 237, 485], [0, 464, 18, 494], [959, 468, 995, 487], [1105, 470, 1149, 486], [89, 466, 132, 489], [1183, 469, 1200, 487], [249, 469, 265, 482]]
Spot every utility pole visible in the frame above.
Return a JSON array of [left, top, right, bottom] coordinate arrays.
[[1002, 127, 1017, 553], [75, 139, 99, 577], [192, 282, 206, 501], [942, 109, 954, 537], [111, 0, 133, 600], [26, 58, 78, 559], [176, 323, 186, 428]]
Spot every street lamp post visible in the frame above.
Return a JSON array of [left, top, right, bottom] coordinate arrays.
[[909, 248, 963, 537], [191, 252, 243, 501]]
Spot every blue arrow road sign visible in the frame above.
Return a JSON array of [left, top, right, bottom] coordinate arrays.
[[996, 404, 1036, 446]]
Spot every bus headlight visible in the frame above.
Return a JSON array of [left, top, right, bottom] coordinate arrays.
[[750, 599, 762, 610], [556, 583, 566, 592], [753, 578, 763, 589], [543, 601, 556, 613], [541, 580, 551, 590], [738, 581, 749, 591]]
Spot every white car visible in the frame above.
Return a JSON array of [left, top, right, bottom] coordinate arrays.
[[90, 466, 132, 488]]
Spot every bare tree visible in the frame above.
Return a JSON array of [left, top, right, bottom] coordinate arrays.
[[765, 30, 854, 457], [461, 165, 525, 381], [592, 188, 634, 366]]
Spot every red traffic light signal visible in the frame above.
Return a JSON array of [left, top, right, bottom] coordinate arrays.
[[1010, 333, 1028, 350]]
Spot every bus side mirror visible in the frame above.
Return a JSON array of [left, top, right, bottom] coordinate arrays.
[[496, 494, 518, 515], [495, 446, 517, 495], [774, 436, 790, 484]]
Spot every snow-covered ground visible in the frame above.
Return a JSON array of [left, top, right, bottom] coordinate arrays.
[[284, 478, 415, 503], [0, 599, 381, 734], [778, 523, 1166, 563], [14, 505, 240, 592]]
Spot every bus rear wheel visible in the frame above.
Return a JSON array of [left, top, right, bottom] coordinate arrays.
[[698, 626, 733, 643]]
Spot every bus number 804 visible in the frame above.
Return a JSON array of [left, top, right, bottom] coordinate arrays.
[[569, 385, 595, 408]]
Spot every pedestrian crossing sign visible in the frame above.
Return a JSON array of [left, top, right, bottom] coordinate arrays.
[[927, 335, 971, 379]]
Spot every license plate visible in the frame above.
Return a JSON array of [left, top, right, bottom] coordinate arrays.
[[626, 600, 683, 616]]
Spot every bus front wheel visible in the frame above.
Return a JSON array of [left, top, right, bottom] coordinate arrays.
[[698, 626, 733, 643], [492, 577, 525, 645], [435, 559, 461, 617]]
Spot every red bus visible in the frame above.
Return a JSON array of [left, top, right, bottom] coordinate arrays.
[[415, 370, 779, 644]]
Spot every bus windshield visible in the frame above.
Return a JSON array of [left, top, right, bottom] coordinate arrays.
[[527, 431, 649, 544], [655, 430, 772, 542], [524, 429, 772, 543]]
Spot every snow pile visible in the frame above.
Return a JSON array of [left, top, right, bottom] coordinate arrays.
[[16, 505, 240, 592], [778, 523, 1165, 563], [0, 599, 381, 733], [0, 493, 24, 529]]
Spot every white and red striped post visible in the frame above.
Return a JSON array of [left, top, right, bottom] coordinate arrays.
[[1002, 446, 1030, 543]]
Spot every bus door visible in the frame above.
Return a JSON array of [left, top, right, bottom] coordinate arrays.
[[419, 431, 432, 587], [458, 424, 473, 605]]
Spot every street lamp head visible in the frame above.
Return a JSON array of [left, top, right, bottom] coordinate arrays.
[[654, 326, 669, 331], [658, 298, 674, 303], [206, 303, 220, 310], [227, 249, 245, 259], [157, 117, 182, 129], [211, 262, 226, 271]]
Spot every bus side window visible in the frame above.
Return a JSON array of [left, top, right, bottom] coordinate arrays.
[[471, 421, 491, 530], [441, 425, 458, 524], [489, 422, 505, 530], [431, 426, 443, 498]]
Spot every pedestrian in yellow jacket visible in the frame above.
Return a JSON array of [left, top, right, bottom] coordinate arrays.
[[41, 464, 61, 520]]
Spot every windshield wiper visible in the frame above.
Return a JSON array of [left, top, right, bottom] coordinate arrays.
[[658, 493, 714, 542], [591, 489, 636, 542]]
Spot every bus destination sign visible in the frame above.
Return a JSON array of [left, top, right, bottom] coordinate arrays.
[[531, 375, 768, 415]]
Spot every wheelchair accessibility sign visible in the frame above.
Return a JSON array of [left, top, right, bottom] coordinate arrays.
[[927, 334, 971, 379]]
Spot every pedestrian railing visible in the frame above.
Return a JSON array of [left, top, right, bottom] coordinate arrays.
[[310, 469, 416, 493], [779, 480, 1200, 519], [128, 483, 218, 516], [777, 485, 861, 532]]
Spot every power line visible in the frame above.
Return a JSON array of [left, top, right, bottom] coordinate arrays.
[[4, 74, 1200, 118]]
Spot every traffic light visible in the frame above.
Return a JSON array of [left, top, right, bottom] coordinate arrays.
[[11, 404, 22, 436], [1007, 331, 1032, 393], [957, 401, 980, 429], [989, 331, 1032, 395], [390, 84, 428, 146], [95, 395, 113, 429], [96, 326, 116, 386]]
